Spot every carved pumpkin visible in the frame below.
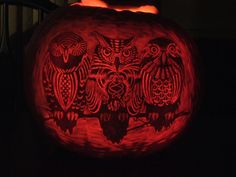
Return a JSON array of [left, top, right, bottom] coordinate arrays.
[[26, 5, 198, 157]]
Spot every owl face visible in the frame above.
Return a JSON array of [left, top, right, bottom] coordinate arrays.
[[94, 32, 137, 71], [142, 38, 181, 65], [49, 32, 87, 70]]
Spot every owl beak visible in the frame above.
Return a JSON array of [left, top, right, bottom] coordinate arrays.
[[142, 49, 149, 59], [161, 52, 167, 65], [63, 49, 69, 63], [142, 48, 152, 62], [114, 57, 120, 71]]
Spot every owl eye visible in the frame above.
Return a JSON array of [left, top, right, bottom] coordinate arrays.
[[102, 47, 112, 57], [167, 43, 180, 57], [122, 49, 131, 57], [150, 45, 160, 55], [70, 43, 78, 48], [50, 43, 62, 57]]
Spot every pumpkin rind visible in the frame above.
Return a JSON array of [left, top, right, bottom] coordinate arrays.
[[26, 5, 198, 157]]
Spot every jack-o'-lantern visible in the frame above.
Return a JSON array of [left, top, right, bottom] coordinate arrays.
[[26, 2, 198, 157]]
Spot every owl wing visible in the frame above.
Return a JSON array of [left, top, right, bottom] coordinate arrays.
[[43, 53, 54, 83], [141, 61, 157, 105], [167, 58, 184, 104], [76, 54, 91, 100], [127, 80, 144, 116], [42, 53, 58, 111], [85, 79, 103, 114]]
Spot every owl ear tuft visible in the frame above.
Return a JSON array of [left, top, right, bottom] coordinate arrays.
[[124, 36, 135, 47], [91, 31, 110, 47]]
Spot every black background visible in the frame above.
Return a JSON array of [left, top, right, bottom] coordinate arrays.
[[5, 0, 236, 177]]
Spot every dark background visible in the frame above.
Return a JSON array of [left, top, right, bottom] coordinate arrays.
[[3, 0, 236, 177]]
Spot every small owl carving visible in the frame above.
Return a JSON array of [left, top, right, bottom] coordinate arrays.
[[86, 32, 140, 143], [43, 32, 90, 134], [140, 37, 184, 131]]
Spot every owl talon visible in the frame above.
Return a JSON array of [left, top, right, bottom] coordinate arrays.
[[66, 129, 70, 135], [147, 112, 168, 131], [74, 113, 79, 120], [71, 112, 74, 121], [166, 112, 174, 121], [53, 111, 64, 120], [67, 112, 71, 120], [67, 112, 79, 121], [148, 113, 159, 121]]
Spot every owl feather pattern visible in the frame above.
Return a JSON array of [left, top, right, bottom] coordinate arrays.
[[43, 32, 90, 134], [140, 38, 184, 131]]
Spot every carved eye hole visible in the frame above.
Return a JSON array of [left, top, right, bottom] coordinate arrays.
[[167, 43, 180, 57], [70, 42, 77, 49], [50, 43, 62, 57], [102, 47, 112, 57], [123, 49, 131, 57], [150, 45, 160, 55]]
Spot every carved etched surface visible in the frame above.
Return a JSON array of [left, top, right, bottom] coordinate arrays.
[[35, 29, 194, 151]]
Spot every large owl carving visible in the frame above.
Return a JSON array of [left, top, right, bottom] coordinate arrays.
[[86, 32, 140, 143], [42, 32, 90, 134], [140, 38, 184, 131]]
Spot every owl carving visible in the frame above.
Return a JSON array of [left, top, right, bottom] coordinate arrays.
[[42, 32, 90, 134], [86, 32, 140, 143], [140, 38, 184, 131]]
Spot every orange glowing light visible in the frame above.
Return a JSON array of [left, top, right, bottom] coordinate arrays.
[[71, 0, 158, 14], [71, 0, 108, 8]]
